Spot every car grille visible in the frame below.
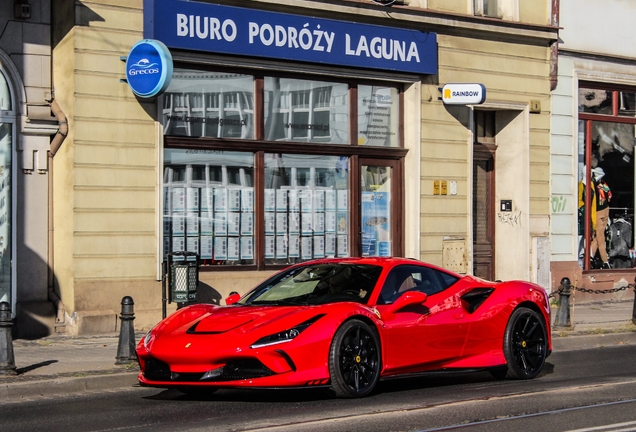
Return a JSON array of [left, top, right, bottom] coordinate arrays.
[[143, 357, 274, 382]]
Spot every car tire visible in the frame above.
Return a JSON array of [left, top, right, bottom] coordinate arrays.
[[328, 319, 380, 398], [501, 307, 547, 380]]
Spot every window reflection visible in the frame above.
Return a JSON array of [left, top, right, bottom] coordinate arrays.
[[162, 70, 254, 139], [264, 77, 349, 144]]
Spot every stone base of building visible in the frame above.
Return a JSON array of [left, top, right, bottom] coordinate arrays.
[[550, 260, 636, 303]]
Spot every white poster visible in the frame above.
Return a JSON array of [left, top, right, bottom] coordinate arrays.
[[214, 188, 228, 212], [214, 212, 227, 235], [325, 211, 336, 233], [313, 236, 325, 258], [172, 236, 185, 253], [289, 189, 300, 212], [337, 235, 349, 257], [172, 214, 185, 236], [241, 188, 254, 212], [200, 236, 213, 259], [240, 212, 254, 235], [228, 237, 240, 260], [289, 234, 300, 258], [227, 212, 240, 236], [276, 189, 288, 212], [240, 236, 254, 260], [186, 187, 199, 212], [265, 189, 276, 212], [200, 216, 213, 236], [301, 189, 312, 212], [301, 213, 313, 235], [276, 236, 288, 258], [325, 233, 336, 256], [186, 236, 199, 256], [301, 236, 313, 260], [313, 212, 325, 235], [265, 212, 276, 235], [265, 236, 275, 258], [289, 212, 300, 234], [214, 237, 227, 260], [172, 188, 185, 212], [228, 189, 241, 212], [325, 190, 336, 211], [337, 190, 348, 210], [201, 187, 214, 212], [186, 213, 199, 236], [313, 190, 325, 212], [276, 213, 288, 235]]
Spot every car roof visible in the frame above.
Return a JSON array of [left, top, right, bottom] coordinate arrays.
[[288, 257, 460, 277]]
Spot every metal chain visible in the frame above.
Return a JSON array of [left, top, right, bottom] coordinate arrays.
[[550, 283, 635, 297]]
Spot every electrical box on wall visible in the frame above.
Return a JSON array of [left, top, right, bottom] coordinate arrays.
[[14, 2, 31, 19], [500, 200, 512, 211]]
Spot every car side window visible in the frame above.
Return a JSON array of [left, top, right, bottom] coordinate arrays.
[[377, 265, 459, 305]]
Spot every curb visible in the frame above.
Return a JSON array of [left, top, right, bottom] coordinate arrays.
[[0, 372, 139, 401], [551, 331, 636, 352]]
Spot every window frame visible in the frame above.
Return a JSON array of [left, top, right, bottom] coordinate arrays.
[[162, 64, 407, 271], [578, 82, 636, 271]]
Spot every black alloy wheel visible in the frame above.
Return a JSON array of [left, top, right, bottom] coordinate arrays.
[[499, 307, 547, 380], [328, 319, 380, 398]]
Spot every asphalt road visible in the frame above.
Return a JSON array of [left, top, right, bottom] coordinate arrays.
[[2, 345, 636, 432]]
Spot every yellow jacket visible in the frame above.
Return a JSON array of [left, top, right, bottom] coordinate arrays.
[[578, 181, 596, 230]]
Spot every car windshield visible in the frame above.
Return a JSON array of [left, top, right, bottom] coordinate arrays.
[[239, 263, 382, 306]]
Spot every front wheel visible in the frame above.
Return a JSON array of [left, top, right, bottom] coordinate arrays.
[[501, 307, 547, 379], [328, 319, 380, 398]]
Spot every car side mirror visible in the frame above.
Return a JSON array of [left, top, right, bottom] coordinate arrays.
[[225, 292, 241, 306], [387, 290, 427, 314]]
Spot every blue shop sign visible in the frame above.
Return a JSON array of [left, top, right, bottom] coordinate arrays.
[[143, 0, 437, 75], [125, 39, 173, 98]]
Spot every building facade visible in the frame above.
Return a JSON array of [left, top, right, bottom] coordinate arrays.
[[0, 1, 64, 338], [47, 0, 556, 335], [550, 0, 636, 301]]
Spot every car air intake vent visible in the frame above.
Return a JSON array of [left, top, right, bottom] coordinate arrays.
[[461, 288, 494, 313], [144, 357, 171, 381], [213, 359, 275, 381]]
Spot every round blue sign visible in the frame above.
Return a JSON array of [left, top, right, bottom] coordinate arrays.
[[126, 39, 173, 98]]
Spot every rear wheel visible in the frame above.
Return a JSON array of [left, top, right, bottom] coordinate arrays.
[[501, 307, 547, 379], [328, 319, 380, 398]]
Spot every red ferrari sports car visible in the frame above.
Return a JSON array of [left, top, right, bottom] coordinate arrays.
[[136, 257, 551, 398]]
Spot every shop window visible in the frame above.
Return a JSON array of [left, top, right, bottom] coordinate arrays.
[[162, 67, 405, 270], [578, 84, 636, 270], [0, 69, 13, 304], [162, 71, 254, 139], [264, 77, 349, 144], [358, 85, 399, 147], [264, 154, 349, 265], [163, 150, 255, 265]]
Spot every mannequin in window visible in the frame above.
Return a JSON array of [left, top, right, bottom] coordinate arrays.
[[577, 167, 595, 267], [589, 167, 612, 269]]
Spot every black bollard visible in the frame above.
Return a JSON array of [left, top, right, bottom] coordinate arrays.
[[632, 278, 636, 325], [115, 296, 137, 365], [553, 277, 572, 328], [0, 302, 17, 375]]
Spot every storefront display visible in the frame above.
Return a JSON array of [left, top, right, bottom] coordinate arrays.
[[578, 86, 636, 270]]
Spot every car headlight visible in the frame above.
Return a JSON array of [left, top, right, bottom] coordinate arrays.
[[143, 330, 155, 350], [250, 315, 324, 349]]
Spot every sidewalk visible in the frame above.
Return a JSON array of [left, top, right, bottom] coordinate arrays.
[[0, 300, 635, 401]]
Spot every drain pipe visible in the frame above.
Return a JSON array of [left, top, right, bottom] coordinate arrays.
[[48, 99, 67, 324], [550, 0, 560, 91]]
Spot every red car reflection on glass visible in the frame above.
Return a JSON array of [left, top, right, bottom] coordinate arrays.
[[136, 257, 551, 398]]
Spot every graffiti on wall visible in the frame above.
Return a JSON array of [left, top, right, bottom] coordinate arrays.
[[551, 195, 567, 213], [497, 211, 521, 227]]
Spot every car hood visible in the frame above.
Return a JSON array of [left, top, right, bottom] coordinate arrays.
[[157, 303, 330, 337]]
